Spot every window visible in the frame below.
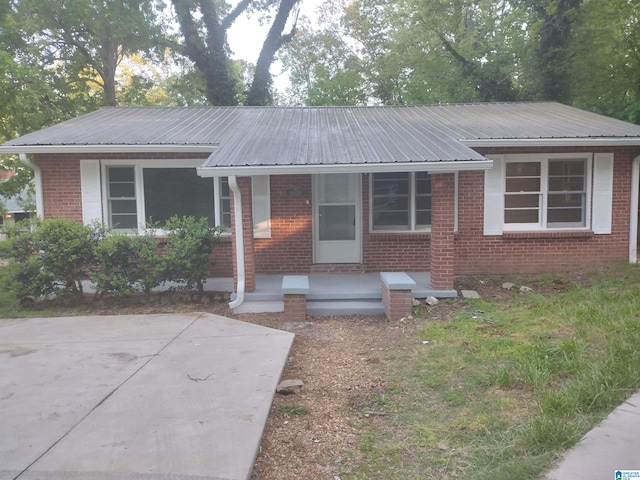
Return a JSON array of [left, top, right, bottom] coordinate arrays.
[[504, 157, 587, 229], [105, 163, 229, 231], [371, 172, 431, 231]]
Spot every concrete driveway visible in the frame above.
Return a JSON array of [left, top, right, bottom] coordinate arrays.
[[0, 313, 294, 480]]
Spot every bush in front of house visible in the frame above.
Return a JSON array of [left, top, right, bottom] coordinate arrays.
[[3, 216, 223, 302], [4, 218, 97, 298], [90, 228, 163, 296], [161, 216, 223, 293]]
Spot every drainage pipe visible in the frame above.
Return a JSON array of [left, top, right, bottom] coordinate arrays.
[[18, 153, 44, 218], [228, 175, 245, 309]]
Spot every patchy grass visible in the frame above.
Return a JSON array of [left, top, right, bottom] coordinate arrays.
[[277, 404, 311, 416], [346, 265, 640, 480]]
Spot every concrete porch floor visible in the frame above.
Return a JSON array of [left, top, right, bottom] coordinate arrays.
[[201, 272, 458, 315]]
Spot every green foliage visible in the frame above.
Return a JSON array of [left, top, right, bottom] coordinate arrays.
[[90, 228, 162, 296], [162, 216, 223, 293], [4, 218, 96, 298]]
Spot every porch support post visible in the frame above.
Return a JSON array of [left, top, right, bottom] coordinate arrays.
[[231, 176, 256, 293], [430, 172, 456, 290]]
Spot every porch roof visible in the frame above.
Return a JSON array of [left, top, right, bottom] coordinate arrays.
[[3, 103, 640, 173]]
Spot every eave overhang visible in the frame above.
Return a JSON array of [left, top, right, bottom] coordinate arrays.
[[196, 159, 494, 177], [460, 137, 640, 147], [0, 144, 218, 155]]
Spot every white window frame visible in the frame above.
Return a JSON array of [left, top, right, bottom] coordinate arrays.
[[101, 159, 228, 233], [503, 153, 593, 232], [369, 171, 432, 233]]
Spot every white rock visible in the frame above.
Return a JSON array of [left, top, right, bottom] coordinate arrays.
[[425, 296, 439, 306]]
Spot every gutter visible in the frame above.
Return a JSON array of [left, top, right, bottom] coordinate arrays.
[[18, 154, 43, 218], [197, 159, 494, 177], [227, 175, 245, 310]]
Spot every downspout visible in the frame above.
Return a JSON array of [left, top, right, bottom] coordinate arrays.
[[19, 154, 44, 218], [228, 175, 245, 309]]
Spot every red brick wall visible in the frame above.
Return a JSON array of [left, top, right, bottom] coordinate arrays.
[[253, 175, 314, 273], [454, 146, 639, 275], [430, 173, 456, 289]]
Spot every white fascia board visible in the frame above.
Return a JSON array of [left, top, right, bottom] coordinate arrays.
[[0, 144, 218, 154], [461, 137, 640, 147], [196, 159, 493, 177]]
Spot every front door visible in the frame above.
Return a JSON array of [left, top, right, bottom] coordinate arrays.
[[314, 173, 361, 264]]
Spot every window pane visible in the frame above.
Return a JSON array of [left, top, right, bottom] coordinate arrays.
[[373, 197, 409, 211], [505, 194, 540, 209], [320, 173, 354, 203], [373, 173, 409, 196], [372, 173, 410, 230], [108, 167, 134, 182], [547, 160, 585, 226], [109, 183, 135, 198], [506, 177, 541, 192], [319, 205, 356, 240], [111, 214, 138, 229], [548, 193, 584, 208], [416, 172, 431, 194], [416, 211, 431, 228], [416, 196, 432, 210], [110, 199, 137, 214], [549, 177, 585, 191], [374, 212, 410, 230], [143, 168, 214, 226], [505, 209, 539, 223], [548, 208, 583, 224], [549, 159, 585, 176], [506, 162, 541, 177]]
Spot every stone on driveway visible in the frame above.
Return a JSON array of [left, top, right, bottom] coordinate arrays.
[[0, 313, 294, 480]]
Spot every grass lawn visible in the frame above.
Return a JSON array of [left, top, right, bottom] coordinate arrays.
[[344, 266, 640, 479]]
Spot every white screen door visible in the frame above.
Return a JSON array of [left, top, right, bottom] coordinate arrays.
[[314, 173, 361, 263]]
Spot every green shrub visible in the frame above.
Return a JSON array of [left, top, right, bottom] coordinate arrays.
[[4, 218, 96, 298], [90, 229, 162, 296], [162, 216, 223, 293]]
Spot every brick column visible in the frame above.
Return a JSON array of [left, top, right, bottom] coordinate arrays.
[[380, 272, 416, 321], [430, 173, 456, 290], [231, 176, 256, 293], [282, 276, 309, 322]]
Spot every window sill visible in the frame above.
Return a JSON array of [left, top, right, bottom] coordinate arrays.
[[502, 230, 594, 239]]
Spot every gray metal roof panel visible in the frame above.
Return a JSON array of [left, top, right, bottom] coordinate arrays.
[[4, 103, 640, 168]]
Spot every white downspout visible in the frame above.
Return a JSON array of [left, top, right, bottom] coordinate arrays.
[[228, 175, 245, 309], [19, 154, 44, 218]]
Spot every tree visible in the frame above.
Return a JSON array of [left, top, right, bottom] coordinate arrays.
[[282, 0, 523, 105], [516, 0, 582, 103], [570, 0, 640, 122], [14, 0, 167, 106], [171, 0, 301, 106]]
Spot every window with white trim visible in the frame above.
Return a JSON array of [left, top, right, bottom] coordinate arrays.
[[104, 163, 229, 231], [504, 157, 588, 229], [371, 172, 431, 231]]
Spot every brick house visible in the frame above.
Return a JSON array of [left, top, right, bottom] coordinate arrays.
[[3, 103, 640, 313]]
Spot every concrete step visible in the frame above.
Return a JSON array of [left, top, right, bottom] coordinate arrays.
[[306, 300, 385, 317]]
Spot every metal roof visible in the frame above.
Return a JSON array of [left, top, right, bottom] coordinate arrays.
[[3, 103, 640, 172]]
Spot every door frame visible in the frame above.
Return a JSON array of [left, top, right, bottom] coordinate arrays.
[[312, 173, 362, 264]]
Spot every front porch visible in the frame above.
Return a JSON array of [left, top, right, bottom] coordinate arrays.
[[204, 272, 458, 316]]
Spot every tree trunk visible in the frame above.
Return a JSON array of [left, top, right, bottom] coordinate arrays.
[[246, 0, 300, 106]]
